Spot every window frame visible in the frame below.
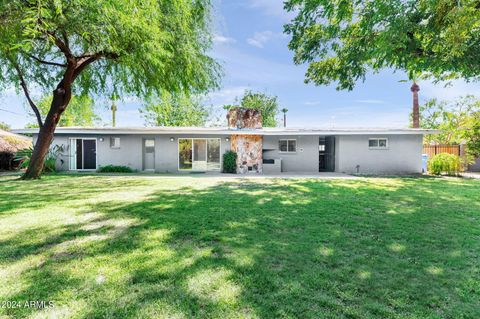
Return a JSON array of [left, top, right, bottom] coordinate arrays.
[[368, 137, 389, 150], [279, 139, 297, 153], [177, 138, 221, 171], [110, 137, 121, 149]]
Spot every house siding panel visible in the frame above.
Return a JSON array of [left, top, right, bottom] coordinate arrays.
[[336, 134, 423, 174], [36, 133, 231, 172], [263, 135, 318, 172]]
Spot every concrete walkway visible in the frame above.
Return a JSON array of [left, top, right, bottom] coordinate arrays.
[[0, 171, 356, 179], [91, 171, 359, 179], [462, 172, 480, 179]]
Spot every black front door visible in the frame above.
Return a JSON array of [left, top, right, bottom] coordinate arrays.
[[83, 140, 96, 169], [319, 136, 335, 172]]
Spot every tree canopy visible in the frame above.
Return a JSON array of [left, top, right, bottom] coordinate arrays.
[[27, 95, 100, 128], [0, 122, 10, 131], [224, 90, 280, 127], [141, 92, 210, 127], [285, 0, 480, 90], [0, 0, 221, 178], [464, 113, 480, 158], [0, 0, 221, 102], [418, 95, 480, 159]]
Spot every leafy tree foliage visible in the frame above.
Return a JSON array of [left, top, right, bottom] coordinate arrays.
[[285, 0, 480, 90], [141, 92, 209, 127], [0, 122, 10, 131], [27, 95, 100, 128], [224, 90, 280, 127], [0, 0, 220, 178], [418, 96, 480, 145], [464, 112, 480, 158]]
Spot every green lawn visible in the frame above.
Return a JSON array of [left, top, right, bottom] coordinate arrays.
[[0, 174, 479, 318]]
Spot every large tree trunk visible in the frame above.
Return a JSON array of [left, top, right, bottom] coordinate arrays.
[[22, 86, 71, 179]]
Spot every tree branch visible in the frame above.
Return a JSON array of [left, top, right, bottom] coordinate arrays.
[[47, 30, 73, 58], [61, 30, 69, 49], [73, 51, 119, 80], [26, 53, 67, 67], [8, 59, 43, 127]]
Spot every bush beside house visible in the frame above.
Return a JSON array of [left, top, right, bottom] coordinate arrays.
[[97, 165, 134, 173], [15, 146, 61, 173], [223, 151, 237, 173], [428, 153, 462, 176]]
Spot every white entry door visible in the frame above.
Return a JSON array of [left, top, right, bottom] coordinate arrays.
[[143, 139, 155, 171]]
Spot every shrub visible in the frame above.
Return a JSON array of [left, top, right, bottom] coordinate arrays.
[[97, 165, 133, 173], [15, 147, 57, 172], [222, 151, 237, 173], [427, 153, 462, 176]]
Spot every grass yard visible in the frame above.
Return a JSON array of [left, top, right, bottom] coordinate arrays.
[[0, 174, 479, 318]]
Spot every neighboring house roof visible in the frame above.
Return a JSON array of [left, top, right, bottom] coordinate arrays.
[[13, 126, 440, 136], [0, 129, 32, 153]]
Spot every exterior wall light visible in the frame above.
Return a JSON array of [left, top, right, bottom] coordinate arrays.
[[225, 137, 230, 142], [170, 137, 175, 142], [99, 137, 104, 142]]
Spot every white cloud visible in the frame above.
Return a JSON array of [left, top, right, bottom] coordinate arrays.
[[246, 31, 287, 48], [213, 34, 236, 44], [304, 101, 322, 106], [247, 0, 295, 20], [207, 86, 248, 106], [420, 80, 480, 101], [354, 99, 385, 104], [211, 45, 303, 85]]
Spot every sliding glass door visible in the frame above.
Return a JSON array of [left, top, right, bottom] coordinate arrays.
[[206, 139, 220, 170], [69, 138, 97, 170], [178, 138, 220, 171], [193, 139, 207, 171]]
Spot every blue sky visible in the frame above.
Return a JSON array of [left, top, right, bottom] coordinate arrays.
[[2, 0, 480, 129]]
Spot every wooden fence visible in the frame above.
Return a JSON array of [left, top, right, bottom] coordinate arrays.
[[422, 144, 461, 157]]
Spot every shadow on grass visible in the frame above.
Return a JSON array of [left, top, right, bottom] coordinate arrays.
[[1, 176, 479, 318]]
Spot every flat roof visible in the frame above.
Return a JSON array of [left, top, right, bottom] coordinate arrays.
[[0, 129, 31, 141], [13, 126, 440, 136]]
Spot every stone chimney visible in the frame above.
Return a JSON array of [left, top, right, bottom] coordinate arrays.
[[227, 108, 263, 174], [227, 107, 262, 129], [411, 82, 420, 128]]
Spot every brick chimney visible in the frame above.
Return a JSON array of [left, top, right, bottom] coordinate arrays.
[[411, 82, 420, 128], [227, 107, 262, 129], [226, 107, 263, 174]]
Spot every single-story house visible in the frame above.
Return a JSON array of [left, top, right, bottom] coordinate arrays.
[[14, 108, 438, 175]]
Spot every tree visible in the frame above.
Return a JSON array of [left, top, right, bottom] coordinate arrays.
[[141, 92, 209, 127], [418, 96, 480, 145], [285, 0, 480, 90], [464, 113, 480, 158], [0, 122, 10, 131], [0, 0, 220, 179], [224, 91, 280, 127], [27, 95, 99, 128]]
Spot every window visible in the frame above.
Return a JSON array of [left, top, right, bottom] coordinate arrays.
[[110, 137, 120, 149], [145, 139, 155, 153], [279, 139, 296, 153], [369, 138, 388, 149]]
